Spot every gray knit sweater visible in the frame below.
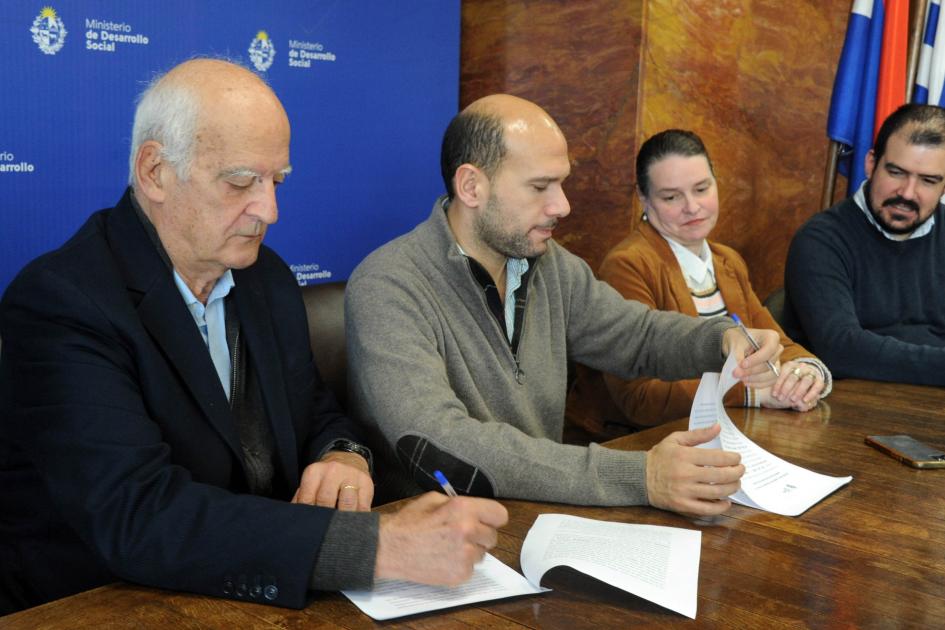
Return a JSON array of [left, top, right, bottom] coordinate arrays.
[[346, 197, 734, 506]]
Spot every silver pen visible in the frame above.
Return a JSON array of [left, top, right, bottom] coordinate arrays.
[[730, 313, 780, 377]]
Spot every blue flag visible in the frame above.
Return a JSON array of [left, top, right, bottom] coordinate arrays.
[[827, 0, 885, 195], [914, 0, 945, 106]]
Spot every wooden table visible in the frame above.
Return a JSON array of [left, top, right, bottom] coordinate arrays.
[[3, 380, 944, 628]]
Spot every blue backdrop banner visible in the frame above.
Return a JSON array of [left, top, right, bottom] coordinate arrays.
[[0, 1, 459, 291]]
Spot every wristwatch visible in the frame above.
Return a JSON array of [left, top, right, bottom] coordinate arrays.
[[324, 438, 374, 476]]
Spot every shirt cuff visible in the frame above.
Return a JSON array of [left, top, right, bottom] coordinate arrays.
[[593, 444, 648, 506], [795, 357, 833, 398], [310, 510, 380, 591], [744, 385, 761, 408]]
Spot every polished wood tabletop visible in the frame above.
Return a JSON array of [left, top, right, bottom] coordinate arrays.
[[3, 379, 943, 629]]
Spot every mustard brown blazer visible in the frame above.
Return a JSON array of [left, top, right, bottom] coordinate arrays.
[[566, 220, 814, 440]]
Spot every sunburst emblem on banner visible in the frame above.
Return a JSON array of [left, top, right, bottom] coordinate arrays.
[[30, 6, 68, 55], [248, 30, 276, 72]]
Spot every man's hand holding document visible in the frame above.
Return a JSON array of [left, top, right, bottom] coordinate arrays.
[[689, 353, 852, 516]]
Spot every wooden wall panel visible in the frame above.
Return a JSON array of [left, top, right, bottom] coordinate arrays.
[[460, 0, 645, 271], [460, 0, 852, 298]]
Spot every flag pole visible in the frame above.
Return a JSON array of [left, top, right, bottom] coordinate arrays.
[[821, 141, 841, 210], [906, 0, 928, 101]]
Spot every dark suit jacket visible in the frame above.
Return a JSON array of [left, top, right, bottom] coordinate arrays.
[[0, 189, 362, 613]]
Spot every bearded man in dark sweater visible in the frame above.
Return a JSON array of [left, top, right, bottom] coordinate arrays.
[[784, 104, 945, 386]]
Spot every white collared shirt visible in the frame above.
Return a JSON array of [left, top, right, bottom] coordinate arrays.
[[662, 236, 726, 318], [665, 237, 715, 290]]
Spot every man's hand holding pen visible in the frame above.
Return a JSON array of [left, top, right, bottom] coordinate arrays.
[[373, 471, 507, 587], [374, 493, 508, 586], [721, 318, 783, 389]]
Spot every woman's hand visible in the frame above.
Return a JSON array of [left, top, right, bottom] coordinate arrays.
[[758, 360, 824, 411]]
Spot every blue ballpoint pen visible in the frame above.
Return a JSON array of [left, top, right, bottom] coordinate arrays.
[[433, 470, 459, 497], [730, 313, 780, 377]]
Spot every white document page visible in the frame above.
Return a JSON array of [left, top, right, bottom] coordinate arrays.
[[689, 353, 852, 516], [341, 553, 545, 621], [520, 514, 701, 619], [343, 513, 702, 621]]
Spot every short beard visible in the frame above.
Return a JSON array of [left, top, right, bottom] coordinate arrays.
[[870, 197, 930, 235], [475, 194, 538, 259]]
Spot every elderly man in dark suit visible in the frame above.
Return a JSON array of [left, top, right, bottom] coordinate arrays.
[[0, 58, 505, 614]]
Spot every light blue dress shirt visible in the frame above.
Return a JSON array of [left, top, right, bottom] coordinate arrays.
[[457, 244, 529, 343], [173, 269, 235, 399], [503, 257, 530, 343]]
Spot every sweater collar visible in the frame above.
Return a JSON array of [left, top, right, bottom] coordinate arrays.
[[428, 194, 544, 276], [429, 194, 468, 263]]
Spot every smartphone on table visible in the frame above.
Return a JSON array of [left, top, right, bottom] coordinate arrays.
[[865, 435, 945, 469]]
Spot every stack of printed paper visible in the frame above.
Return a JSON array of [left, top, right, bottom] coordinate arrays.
[[689, 353, 852, 516]]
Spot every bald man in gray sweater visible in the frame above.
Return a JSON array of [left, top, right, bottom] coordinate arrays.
[[347, 94, 782, 517]]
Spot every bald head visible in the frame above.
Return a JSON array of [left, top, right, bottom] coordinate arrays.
[[464, 94, 563, 136], [128, 58, 287, 188], [440, 94, 565, 199], [128, 58, 291, 299], [161, 57, 268, 89]]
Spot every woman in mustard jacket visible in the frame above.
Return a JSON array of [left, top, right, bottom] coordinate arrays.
[[567, 129, 830, 441]]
